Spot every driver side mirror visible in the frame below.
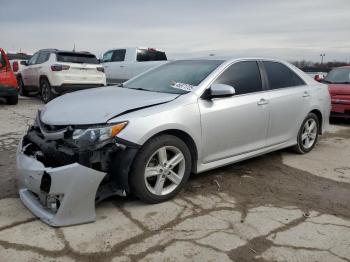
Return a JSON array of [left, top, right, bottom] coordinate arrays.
[[314, 74, 324, 82], [20, 60, 28, 66], [210, 84, 236, 98]]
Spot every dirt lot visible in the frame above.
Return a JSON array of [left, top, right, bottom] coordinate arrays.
[[0, 97, 349, 262]]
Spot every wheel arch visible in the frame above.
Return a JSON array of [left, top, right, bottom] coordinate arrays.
[[141, 129, 199, 173], [309, 109, 323, 134], [39, 75, 50, 84]]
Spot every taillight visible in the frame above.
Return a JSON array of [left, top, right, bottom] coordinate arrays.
[[13, 61, 19, 72], [97, 67, 104, 73], [51, 64, 70, 71]]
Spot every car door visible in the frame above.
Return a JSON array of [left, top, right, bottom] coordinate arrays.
[[102, 49, 127, 85], [261, 61, 311, 146], [21, 52, 39, 86], [199, 60, 269, 163], [31, 52, 49, 87]]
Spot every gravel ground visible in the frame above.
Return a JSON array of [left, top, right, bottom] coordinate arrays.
[[0, 96, 349, 262]]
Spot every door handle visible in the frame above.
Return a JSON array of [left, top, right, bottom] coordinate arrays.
[[120, 65, 124, 68], [257, 98, 269, 106], [303, 92, 310, 98]]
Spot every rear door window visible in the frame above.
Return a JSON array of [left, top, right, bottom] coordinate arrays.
[[263, 61, 305, 89], [213, 61, 263, 95], [111, 49, 126, 62], [56, 52, 99, 64], [137, 49, 167, 62]]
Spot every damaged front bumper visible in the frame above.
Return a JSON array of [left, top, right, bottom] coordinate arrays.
[[16, 118, 139, 227], [17, 139, 106, 226]]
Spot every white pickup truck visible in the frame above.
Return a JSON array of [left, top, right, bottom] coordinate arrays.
[[101, 47, 168, 85]]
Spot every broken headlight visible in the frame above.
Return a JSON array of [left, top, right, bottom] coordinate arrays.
[[72, 122, 127, 148]]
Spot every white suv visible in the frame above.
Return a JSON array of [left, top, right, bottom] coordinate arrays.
[[17, 49, 106, 103]]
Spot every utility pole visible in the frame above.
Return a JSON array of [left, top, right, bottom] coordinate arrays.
[[320, 53, 325, 64]]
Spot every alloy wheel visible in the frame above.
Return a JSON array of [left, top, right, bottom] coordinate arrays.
[[144, 146, 186, 196], [301, 118, 317, 149], [41, 81, 50, 102]]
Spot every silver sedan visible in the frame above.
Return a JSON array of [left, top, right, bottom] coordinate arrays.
[[17, 57, 331, 226]]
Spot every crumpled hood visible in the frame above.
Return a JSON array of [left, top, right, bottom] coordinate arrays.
[[40, 87, 178, 125]]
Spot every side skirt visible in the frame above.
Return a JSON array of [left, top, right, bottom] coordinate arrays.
[[196, 140, 296, 174]]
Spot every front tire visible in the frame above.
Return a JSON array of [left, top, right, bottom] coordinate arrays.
[[40, 78, 54, 103], [6, 95, 18, 105], [129, 135, 192, 204], [293, 113, 319, 154]]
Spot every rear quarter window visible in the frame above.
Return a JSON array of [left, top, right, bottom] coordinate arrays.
[[263, 61, 305, 90], [137, 49, 167, 62], [56, 52, 99, 64]]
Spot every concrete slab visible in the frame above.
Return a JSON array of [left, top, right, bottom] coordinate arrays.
[[62, 202, 143, 253], [142, 241, 231, 262], [0, 198, 34, 228], [282, 135, 350, 183], [260, 246, 346, 262], [0, 246, 74, 262], [0, 220, 65, 251], [122, 200, 184, 230], [268, 213, 350, 260]]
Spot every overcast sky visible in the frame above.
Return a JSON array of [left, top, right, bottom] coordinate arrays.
[[1, 0, 350, 62]]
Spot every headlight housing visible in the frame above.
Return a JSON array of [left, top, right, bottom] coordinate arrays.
[[72, 122, 128, 148]]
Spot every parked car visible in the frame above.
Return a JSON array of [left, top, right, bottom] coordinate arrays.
[[306, 71, 327, 81], [322, 66, 350, 119], [6, 52, 32, 75], [0, 48, 19, 104], [17, 49, 106, 103], [17, 58, 330, 226], [101, 47, 168, 85]]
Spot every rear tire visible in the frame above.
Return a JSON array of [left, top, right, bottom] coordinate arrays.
[[40, 78, 54, 103], [129, 135, 192, 204], [17, 76, 29, 96], [292, 113, 319, 154], [6, 95, 18, 105]]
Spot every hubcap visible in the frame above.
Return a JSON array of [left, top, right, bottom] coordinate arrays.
[[301, 119, 317, 149], [144, 146, 185, 196]]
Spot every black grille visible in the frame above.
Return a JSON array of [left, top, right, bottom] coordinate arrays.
[[40, 172, 51, 193]]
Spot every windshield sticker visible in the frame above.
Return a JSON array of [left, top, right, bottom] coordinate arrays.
[[170, 81, 195, 92]]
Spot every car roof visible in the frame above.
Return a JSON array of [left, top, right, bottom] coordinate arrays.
[[38, 49, 94, 55], [174, 56, 292, 64]]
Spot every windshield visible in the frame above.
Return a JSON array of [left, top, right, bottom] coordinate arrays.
[[56, 52, 100, 64], [123, 60, 224, 94], [324, 68, 350, 84]]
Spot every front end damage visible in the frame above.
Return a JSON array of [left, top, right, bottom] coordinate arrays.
[[17, 113, 139, 226]]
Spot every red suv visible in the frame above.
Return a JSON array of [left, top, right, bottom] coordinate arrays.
[[0, 48, 19, 104], [323, 66, 350, 119]]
